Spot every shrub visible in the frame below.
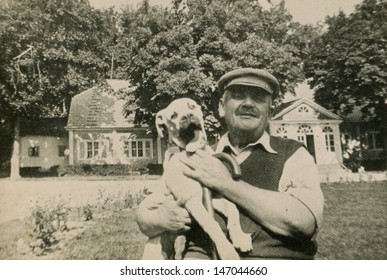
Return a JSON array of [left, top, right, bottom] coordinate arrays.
[[93, 188, 151, 212], [20, 166, 59, 177], [147, 163, 163, 175], [28, 201, 70, 255], [341, 137, 367, 172], [58, 163, 149, 177]]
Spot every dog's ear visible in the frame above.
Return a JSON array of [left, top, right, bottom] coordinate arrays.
[[155, 110, 167, 138]]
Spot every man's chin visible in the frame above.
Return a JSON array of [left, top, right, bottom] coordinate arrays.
[[234, 123, 261, 133]]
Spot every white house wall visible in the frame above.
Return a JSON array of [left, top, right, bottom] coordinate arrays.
[[20, 136, 68, 169], [69, 129, 161, 166]]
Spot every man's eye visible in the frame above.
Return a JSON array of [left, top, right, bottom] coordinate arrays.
[[170, 112, 178, 119], [231, 92, 245, 99]]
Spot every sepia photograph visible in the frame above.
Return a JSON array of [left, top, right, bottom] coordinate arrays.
[[0, 0, 386, 267]]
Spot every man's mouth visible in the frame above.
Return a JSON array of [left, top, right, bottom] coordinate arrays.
[[236, 112, 259, 118]]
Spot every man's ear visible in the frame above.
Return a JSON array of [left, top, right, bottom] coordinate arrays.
[[155, 110, 167, 138], [218, 98, 225, 118], [269, 105, 274, 118]]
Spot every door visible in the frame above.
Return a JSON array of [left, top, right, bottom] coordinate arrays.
[[306, 134, 316, 162]]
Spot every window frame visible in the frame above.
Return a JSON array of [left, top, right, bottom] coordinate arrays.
[[124, 139, 153, 159]]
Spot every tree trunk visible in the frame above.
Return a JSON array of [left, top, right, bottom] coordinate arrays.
[[10, 115, 21, 180]]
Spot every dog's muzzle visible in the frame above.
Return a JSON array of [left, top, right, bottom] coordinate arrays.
[[178, 116, 202, 144]]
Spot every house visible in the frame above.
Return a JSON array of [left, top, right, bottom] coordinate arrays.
[[269, 98, 343, 168], [62, 78, 386, 173], [65, 80, 167, 168], [19, 118, 68, 170], [339, 104, 387, 170]]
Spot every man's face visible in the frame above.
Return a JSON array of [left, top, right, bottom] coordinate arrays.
[[219, 85, 272, 140]]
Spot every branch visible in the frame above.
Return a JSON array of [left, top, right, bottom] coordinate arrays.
[[36, 60, 42, 85], [13, 45, 34, 60]]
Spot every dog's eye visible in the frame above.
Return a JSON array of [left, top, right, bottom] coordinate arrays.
[[170, 112, 178, 119], [188, 103, 196, 110]]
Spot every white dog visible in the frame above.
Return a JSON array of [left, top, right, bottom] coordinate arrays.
[[141, 98, 252, 260]]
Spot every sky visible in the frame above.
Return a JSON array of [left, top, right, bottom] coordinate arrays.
[[89, 0, 364, 25]]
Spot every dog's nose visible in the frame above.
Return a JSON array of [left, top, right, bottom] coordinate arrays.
[[187, 113, 194, 118]]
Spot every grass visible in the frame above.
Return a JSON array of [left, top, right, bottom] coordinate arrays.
[[0, 181, 386, 260], [315, 181, 387, 260], [61, 210, 147, 260]]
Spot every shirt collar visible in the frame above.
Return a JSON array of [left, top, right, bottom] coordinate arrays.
[[215, 131, 278, 155]]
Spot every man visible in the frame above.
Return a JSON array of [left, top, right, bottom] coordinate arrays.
[[136, 68, 324, 259]]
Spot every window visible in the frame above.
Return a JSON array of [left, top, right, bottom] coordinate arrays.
[[297, 125, 313, 146], [58, 145, 67, 157], [86, 141, 99, 158], [298, 105, 309, 113], [276, 126, 288, 138], [323, 126, 335, 152], [366, 131, 383, 150], [124, 139, 153, 159], [28, 146, 39, 157], [297, 134, 306, 145], [78, 140, 107, 160], [297, 125, 313, 134]]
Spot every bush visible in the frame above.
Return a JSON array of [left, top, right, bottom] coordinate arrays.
[[341, 138, 367, 172], [147, 163, 163, 175], [20, 166, 59, 177], [28, 201, 70, 255], [58, 163, 149, 177]]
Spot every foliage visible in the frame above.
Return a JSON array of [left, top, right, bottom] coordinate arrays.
[[0, 0, 119, 177], [341, 137, 368, 172], [29, 200, 70, 255], [57, 163, 149, 177], [0, 0, 116, 119], [94, 188, 151, 212], [304, 0, 387, 120], [120, 0, 318, 136]]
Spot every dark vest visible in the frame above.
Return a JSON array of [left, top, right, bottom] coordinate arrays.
[[185, 136, 317, 259]]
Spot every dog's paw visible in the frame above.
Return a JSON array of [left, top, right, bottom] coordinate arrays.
[[217, 242, 240, 260], [230, 232, 253, 253]]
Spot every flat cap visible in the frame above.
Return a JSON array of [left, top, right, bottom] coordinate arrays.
[[218, 68, 280, 98]]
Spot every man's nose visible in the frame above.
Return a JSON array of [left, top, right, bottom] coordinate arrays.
[[241, 96, 254, 106]]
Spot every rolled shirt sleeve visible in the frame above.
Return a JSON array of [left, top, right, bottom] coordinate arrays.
[[278, 147, 324, 230]]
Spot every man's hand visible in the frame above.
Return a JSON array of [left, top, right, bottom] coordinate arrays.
[[155, 193, 192, 233], [136, 192, 191, 237], [178, 149, 234, 191]]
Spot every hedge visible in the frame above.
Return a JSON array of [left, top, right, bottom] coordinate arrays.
[[57, 164, 149, 176]]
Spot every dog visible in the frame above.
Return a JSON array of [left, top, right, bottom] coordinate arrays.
[[141, 98, 252, 260]]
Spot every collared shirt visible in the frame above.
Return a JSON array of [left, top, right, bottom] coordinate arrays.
[[215, 132, 324, 229]]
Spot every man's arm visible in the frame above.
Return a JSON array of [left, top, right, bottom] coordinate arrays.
[[136, 191, 191, 238], [179, 149, 321, 241]]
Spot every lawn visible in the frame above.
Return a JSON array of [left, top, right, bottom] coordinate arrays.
[[0, 180, 386, 260], [315, 181, 386, 260]]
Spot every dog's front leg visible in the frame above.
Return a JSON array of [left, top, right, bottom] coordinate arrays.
[[185, 197, 240, 260], [212, 198, 253, 253]]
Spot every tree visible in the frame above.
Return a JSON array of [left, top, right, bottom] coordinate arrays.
[[0, 0, 116, 179], [120, 0, 315, 136], [304, 0, 387, 120]]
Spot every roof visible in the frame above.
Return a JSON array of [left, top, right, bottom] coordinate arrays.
[[272, 98, 342, 122], [66, 81, 136, 129], [21, 117, 68, 137]]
